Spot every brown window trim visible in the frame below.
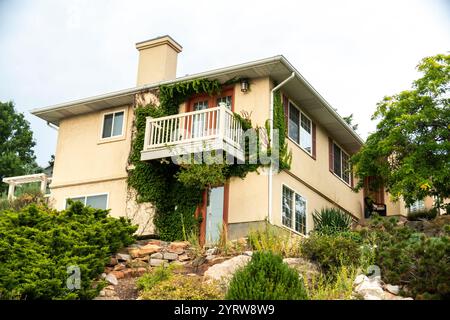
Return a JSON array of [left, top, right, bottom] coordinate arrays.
[[328, 138, 354, 188], [283, 93, 317, 161], [187, 87, 235, 112], [195, 183, 229, 246]]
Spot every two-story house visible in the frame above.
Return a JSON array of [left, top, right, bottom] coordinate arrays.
[[31, 35, 400, 244]]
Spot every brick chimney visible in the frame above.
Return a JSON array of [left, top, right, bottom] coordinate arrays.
[[135, 35, 182, 86]]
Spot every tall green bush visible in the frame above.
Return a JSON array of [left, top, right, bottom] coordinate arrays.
[[247, 223, 301, 257], [0, 202, 137, 299], [226, 251, 308, 300], [312, 208, 353, 235], [359, 216, 450, 299], [301, 233, 361, 275]]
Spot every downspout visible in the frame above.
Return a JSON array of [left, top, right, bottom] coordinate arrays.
[[268, 72, 295, 224]]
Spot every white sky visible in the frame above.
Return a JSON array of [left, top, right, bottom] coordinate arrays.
[[0, 0, 449, 167]]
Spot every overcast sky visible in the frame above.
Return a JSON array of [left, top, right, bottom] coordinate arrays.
[[0, 0, 449, 167]]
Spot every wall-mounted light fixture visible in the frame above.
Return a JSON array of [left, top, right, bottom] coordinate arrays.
[[240, 78, 249, 93]]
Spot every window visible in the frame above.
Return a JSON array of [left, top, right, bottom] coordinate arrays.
[[102, 111, 124, 139], [66, 194, 108, 210], [288, 101, 312, 154], [192, 100, 209, 138], [331, 142, 351, 185], [409, 200, 425, 213], [216, 95, 232, 109], [188, 90, 233, 112], [282, 185, 307, 235], [188, 90, 233, 139]]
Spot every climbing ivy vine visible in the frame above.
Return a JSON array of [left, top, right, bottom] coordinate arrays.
[[271, 91, 292, 170], [128, 79, 291, 241]]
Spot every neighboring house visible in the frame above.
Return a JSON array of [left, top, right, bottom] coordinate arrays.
[[30, 35, 433, 243]]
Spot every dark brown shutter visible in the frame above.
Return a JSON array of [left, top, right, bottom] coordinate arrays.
[[312, 122, 317, 159], [328, 137, 334, 172], [350, 171, 354, 188]]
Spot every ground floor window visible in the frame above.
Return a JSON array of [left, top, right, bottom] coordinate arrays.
[[66, 193, 108, 210], [282, 185, 307, 235], [409, 199, 425, 213]]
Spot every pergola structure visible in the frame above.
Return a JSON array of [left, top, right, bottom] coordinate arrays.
[[2, 173, 51, 200]]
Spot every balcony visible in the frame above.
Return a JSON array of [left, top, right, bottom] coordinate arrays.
[[140, 104, 245, 162]]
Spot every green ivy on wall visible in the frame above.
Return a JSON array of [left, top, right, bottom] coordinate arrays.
[[272, 91, 292, 170], [128, 79, 290, 241]]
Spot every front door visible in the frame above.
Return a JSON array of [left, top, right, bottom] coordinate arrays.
[[205, 186, 224, 245]]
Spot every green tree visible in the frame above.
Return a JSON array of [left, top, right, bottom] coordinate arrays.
[[0, 101, 40, 192], [343, 113, 359, 131], [352, 54, 450, 209]]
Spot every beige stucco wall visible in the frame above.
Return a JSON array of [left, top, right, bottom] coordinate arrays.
[[227, 77, 271, 224], [227, 77, 363, 237], [385, 194, 437, 217], [272, 171, 343, 234], [233, 77, 271, 127], [49, 74, 366, 238], [283, 102, 363, 219], [49, 104, 154, 234], [136, 39, 180, 86], [51, 178, 127, 217], [51, 105, 133, 187], [228, 172, 269, 224]]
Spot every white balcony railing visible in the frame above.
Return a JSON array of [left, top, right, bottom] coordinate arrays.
[[141, 104, 244, 161]]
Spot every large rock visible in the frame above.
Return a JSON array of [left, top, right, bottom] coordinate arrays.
[[105, 273, 118, 286], [116, 253, 131, 262], [149, 258, 168, 267], [127, 260, 148, 268], [128, 248, 140, 259], [137, 244, 161, 257], [163, 252, 179, 261], [354, 276, 384, 299], [111, 271, 124, 279], [169, 241, 189, 252], [178, 254, 190, 262], [384, 284, 400, 295], [354, 274, 413, 300], [206, 248, 218, 256], [204, 255, 251, 284], [353, 274, 369, 286], [150, 252, 163, 260], [113, 263, 126, 271]]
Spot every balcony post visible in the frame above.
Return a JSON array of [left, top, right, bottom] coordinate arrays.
[[144, 117, 152, 150], [219, 104, 226, 141], [40, 176, 47, 195], [7, 182, 15, 200]]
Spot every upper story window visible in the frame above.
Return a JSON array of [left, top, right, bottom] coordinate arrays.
[[330, 141, 351, 185], [409, 199, 425, 213], [193, 100, 209, 111], [216, 95, 232, 109], [288, 101, 312, 155], [282, 185, 307, 235], [102, 110, 124, 139], [66, 193, 108, 210], [188, 89, 234, 112]]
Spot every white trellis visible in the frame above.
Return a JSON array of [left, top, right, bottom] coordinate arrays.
[[2, 173, 51, 200]]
